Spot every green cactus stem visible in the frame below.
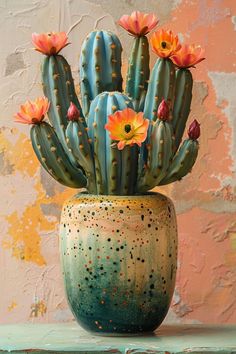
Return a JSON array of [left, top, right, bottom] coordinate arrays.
[[125, 36, 149, 112], [160, 138, 199, 185], [120, 145, 139, 195], [80, 31, 123, 117], [172, 68, 193, 150], [143, 58, 175, 121], [42, 55, 84, 170], [87, 91, 135, 195], [138, 120, 173, 192], [65, 119, 97, 193], [139, 58, 175, 174], [30, 122, 87, 188]]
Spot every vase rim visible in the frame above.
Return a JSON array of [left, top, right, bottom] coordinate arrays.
[[72, 191, 169, 200]]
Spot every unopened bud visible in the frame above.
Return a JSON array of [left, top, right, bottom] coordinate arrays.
[[188, 119, 200, 140], [157, 99, 169, 120], [67, 102, 80, 121]]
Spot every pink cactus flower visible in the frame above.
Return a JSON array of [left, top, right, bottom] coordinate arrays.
[[15, 97, 50, 125], [67, 102, 81, 121], [157, 99, 170, 120], [118, 11, 158, 36], [171, 44, 205, 68], [188, 119, 200, 140], [32, 31, 69, 56]]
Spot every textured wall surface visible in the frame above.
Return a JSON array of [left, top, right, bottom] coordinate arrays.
[[0, 0, 236, 324]]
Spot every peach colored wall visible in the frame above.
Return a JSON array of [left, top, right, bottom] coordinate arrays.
[[0, 0, 236, 324]]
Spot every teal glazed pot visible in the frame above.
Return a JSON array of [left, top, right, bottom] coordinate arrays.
[[59, 192, 178, 335]]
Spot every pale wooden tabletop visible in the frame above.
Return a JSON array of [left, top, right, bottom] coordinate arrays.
[[0, 323, 236, 353]]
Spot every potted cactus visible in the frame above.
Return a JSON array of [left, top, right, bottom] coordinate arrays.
[[15, 11, 204, 335]]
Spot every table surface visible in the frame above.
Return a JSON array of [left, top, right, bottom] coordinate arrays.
[[0, 323, 236, 353]]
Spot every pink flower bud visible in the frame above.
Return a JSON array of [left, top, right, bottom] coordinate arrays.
[[188, 119, 200, 140], [157, 99, 169, 120], [67, 102, 80, 121]]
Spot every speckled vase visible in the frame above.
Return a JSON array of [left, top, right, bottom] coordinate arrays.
[[59, 192, 178, 335]]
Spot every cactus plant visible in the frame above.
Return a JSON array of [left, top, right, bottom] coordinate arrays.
[[15, 14, 205, 196]]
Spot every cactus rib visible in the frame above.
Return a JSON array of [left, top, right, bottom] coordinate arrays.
[[172, 68, 193, 150], [80, 31, 123, 117], [125, 36, 149, 112], [143, 58, 175, 121]]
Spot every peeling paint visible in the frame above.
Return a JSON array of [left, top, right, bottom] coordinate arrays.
[[231, 15, 236, 30], [30, 299, 47, 318], [208, 71, 236, 179], [5, 52, 25, 76], [7, 301, 17, 312], [0, 151, 14, 175]]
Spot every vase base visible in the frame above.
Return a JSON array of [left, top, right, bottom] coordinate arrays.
[[87, 329, 156, 337], [76, 319, 161, 337]]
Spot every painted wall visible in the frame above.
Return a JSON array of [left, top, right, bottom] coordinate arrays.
[[0, 0, 236, 324]]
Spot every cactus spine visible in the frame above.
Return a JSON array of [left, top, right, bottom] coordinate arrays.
[[80, 31, 123, 117], [125, 36, 149, 111]]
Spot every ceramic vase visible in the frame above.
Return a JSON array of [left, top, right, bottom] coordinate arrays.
[[60, 192, 178, 335]]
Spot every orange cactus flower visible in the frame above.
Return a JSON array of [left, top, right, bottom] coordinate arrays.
[[171, 44, 205, 68], [15, 97, 50, 124], [32, 31, 69, 55], [150, 29, 181, 58], [105, 108, 149, 150], [118, 11, 158, 36]]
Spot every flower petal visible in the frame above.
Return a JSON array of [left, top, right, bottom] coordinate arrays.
[[14, 97, 49, 125], [105, 107, 149, 149], [31, 32, 69, 56], [118, 11, 158, 36], [150, 29, 180, 58], [171, 44, 205, 68]]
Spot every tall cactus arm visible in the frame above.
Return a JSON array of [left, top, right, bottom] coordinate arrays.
[[30, 122, 87, 188], [79, 31, 123, 117], [159, 138, 199, 185], [137, 120, 173, 193], [172, 68, 193, 150], [143, 58, 175, 121], [139, 58, 175, 173], [87, 91, 134, 195], [42, 55, 83, 169], [125, 36, 149, 112], [65, 120, 97, 194]]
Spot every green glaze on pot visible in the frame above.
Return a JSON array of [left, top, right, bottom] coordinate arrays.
[[60, 192, 178, 335]]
